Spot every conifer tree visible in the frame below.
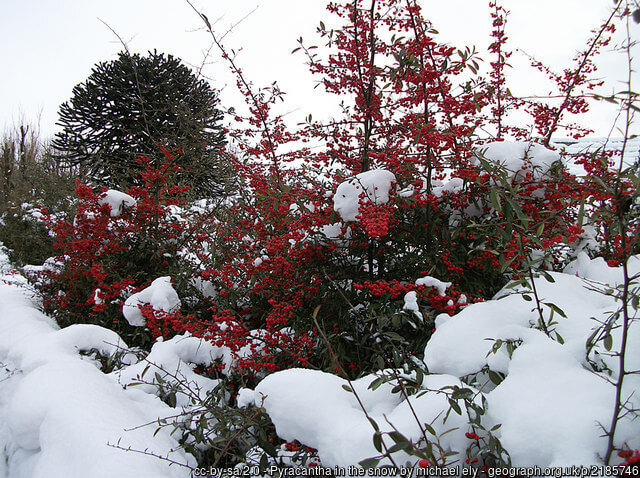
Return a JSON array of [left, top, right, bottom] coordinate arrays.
[[53, 50, 229, 197]]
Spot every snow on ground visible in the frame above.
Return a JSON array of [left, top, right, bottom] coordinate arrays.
[[113, 333, 232, 406], [238, 369, 474, 468], [0, 256, 200, 477]]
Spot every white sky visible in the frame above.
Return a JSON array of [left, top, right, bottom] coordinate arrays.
[[0, 0, 636, 140]]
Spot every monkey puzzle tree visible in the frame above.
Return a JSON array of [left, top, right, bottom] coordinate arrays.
[[53, 50, 229, 197]]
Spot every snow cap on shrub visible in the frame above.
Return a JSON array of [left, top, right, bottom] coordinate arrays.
[[475, 141, 561, 181], [415, 275, 451, 296], [98, 189, 137, 217], [122, 276, 181, 327], [333, 169, 396, 222]]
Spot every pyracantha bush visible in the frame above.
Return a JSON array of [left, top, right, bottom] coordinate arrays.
[[25, 0, 640, 471], [34, 148, 214, 347], [179, 0, 634, 382]]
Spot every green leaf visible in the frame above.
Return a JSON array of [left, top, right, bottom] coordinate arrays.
[[388, 441, 413, 453], [500, 254, 518, 274], [448, 399, 462, 415], [451, 387, 474, 400], [342, 385, 353, 393], [590, 175, 612, 194], [359, 457, 382, 469], [140, 364, 151, 379], [385, 331, 405, 342], [260, 453, 269, 469], [165, 391, 177, 408], [585, 328, 601, 349], [541, 271, 555, 283], [544, 302, 566, 318], [439, 426, 460, 437], [368, 417, 380, 432], [604, 334, 613, 351], [489, 189, 502, 212], [504, 196, 526, 222], [373, 432, 383, 453], [424, 423, 437, 436], [488, 370, 504, 385], [388, 431, 409, 444]]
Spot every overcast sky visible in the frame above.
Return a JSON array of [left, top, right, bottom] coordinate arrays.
[[1, 0, 636, 140]]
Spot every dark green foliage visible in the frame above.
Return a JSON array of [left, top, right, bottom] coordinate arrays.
[[52, 50, 229, 197], [0, 125, 75, 265], [0, 211, 56, 266]]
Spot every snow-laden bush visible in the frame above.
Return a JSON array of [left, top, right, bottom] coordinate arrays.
[[11, 0, 640, 473]]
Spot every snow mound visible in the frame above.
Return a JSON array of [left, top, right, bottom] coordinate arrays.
[[5, 359, 193, 478], [333, 169, 396, 222], [476, 141, 560, 181], [488, 339, 612, 467], [238, 368, 474, 468], [122, 276, 181, 327], [402, 291, 422, 320], [113, 333, 233, 406], [425, 263, 640, 467], [98, 189, 137, 217], [432, 177, 464, 197], [564, 251, 640, 287], [0, 279, 194, 478], [415, 275, 451, 296]]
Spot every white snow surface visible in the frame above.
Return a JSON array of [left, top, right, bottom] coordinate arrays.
[[333, 169, 396, 222], [432, 177, 464, 197], [415, 275, 452, 296], [552, 137, 640, 176], [238, 369, 473, 468], [425, 256, 640, 467], [476, 141, 560, 181], [112, 333, 232, 407], [402, 290, 423, 320], [0, 275, 196, 478], [237, 254, 640, 469], [98, 189, 137, 217], [122, 276, 181, 327]]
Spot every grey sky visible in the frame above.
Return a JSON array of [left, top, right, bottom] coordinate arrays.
[[1, 0, 635, 139]]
